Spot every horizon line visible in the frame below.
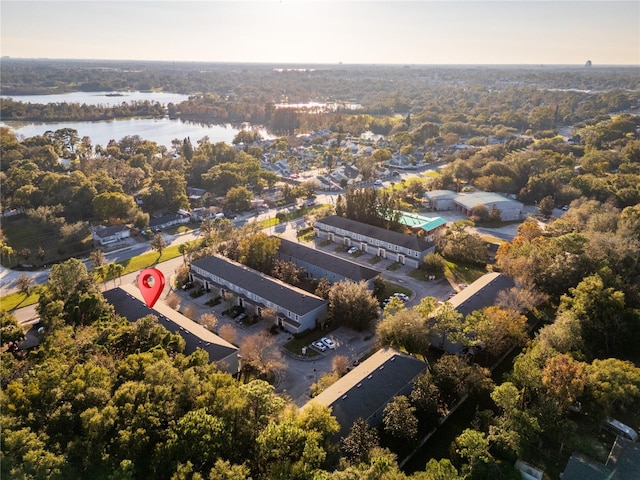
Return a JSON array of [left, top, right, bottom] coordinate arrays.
[[2, 57, 639, 68]]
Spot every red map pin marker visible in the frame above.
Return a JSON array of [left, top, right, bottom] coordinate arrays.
[[138, 267, 165, 308]]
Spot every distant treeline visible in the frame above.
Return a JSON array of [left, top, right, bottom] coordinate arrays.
[[0, 98, 166, 122]]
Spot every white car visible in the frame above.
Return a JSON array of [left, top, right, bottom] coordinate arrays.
[[347, 246, 358, 254], [393, 293, 409, 302], [320, 337, 336, 349], [374, 179, 383, 186], [312, 341, 327, 352]]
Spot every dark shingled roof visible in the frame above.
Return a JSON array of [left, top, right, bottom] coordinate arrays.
[[448, 272, 515, 317], [277, 237, 378, 283], [191, 255, 326, 316], [103, 287, 237, 364], [307, 348, 427, 438], [315, 215, 434, 252], [94, 224, 129, 238], [562, 437, 640, 480]]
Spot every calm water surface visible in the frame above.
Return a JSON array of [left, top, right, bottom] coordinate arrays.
[[1, 91, 272, 148], [1, 91, 190, 107], [1, 117, 270, 149]]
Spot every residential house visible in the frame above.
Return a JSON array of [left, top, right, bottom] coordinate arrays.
[[314, 215, 435, 269], [190, 254, 327, 333], [104, 284, 239, 375], [149, 212, 190, 231], [275, 237, 379, 287], [92, 224, 131, 246], [186, 187, 207, 206], [304, 348, 428, 439]]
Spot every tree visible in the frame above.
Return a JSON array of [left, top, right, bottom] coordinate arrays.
[[16, 273, 34, 296], [383, 395, 419, 441], [270, 259, 304, 286], [586, 358, 640, 415], [238, 232, 280, 273], [1, 243, 15, 267], [423, 252, 446, 277], [541, 354, 587, 412], [558, 272, 626, 357], [151, 233, 166, 257], [341, 418, 380, 465], [464, 306, 528, 358], [538, 195, 555, 218], [92, 191, 136, 221], [454, 429, 492, 474], [429, 302, 464, 351], [238, 332, 285, 379], [207, 459, 251, 480], [332, 355, 350, 376], [166, 408, 228, 473], [296, 402, 340, 452], [225, 186, 252, 212], [440, 221, 487, 266], [328, 280, 380, 331], [431, 354, 493, 407], [199, 313, 218, 331], [105, 262, 125, 287], [410, 372, 442, 425], [417, 458, 461, 480], [90, 249, 107, 269], [218, 324, 236, 344], [1, 310, 25, 346], [377, 308, 431, 358]]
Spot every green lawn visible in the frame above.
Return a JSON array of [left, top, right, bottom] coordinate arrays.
[[1, 245, 184, 311], [283, 329, 332, 357], [379, 281, 411, 299], [444, 260, 487, 285], [1, 290, 41, 311], [2, 217, 93, 267]]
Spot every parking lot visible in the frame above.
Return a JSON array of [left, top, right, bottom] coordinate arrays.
[[171, 284, 378, 405]]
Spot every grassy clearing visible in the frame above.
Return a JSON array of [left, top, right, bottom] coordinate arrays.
[[2, 217, 93, 267], [1, 244, 185, 311], [380, 281, 411, 299], [444, 260, 487, 285], [1, 290, 41, 311], [119, 244, 182, 275], [283, 328, 336, 357]]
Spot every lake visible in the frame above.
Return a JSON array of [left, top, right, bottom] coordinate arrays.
[[1, 90, 191, 107], [1, 117, 271, 150], [0, 91, 272, 148]]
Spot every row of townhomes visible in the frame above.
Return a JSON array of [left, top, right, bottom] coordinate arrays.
[[190, 254, 327, 334], [104, 283, 240, 374], [314, 215, 436, 269], [303, 272, 518, 443], [276, 237, 379, 288]]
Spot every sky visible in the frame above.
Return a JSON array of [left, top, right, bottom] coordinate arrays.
[[1, 1, 639, 65]]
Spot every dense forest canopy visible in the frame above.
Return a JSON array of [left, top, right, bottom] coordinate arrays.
[[2, 59, 640, 480]]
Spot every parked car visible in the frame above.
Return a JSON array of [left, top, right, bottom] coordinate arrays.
[[312, 341, 327, 352], [321, 337, 336, 349], [393, 292, 409, 302], [374, 179, 383, 186], [347, 246, 358, 254]]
